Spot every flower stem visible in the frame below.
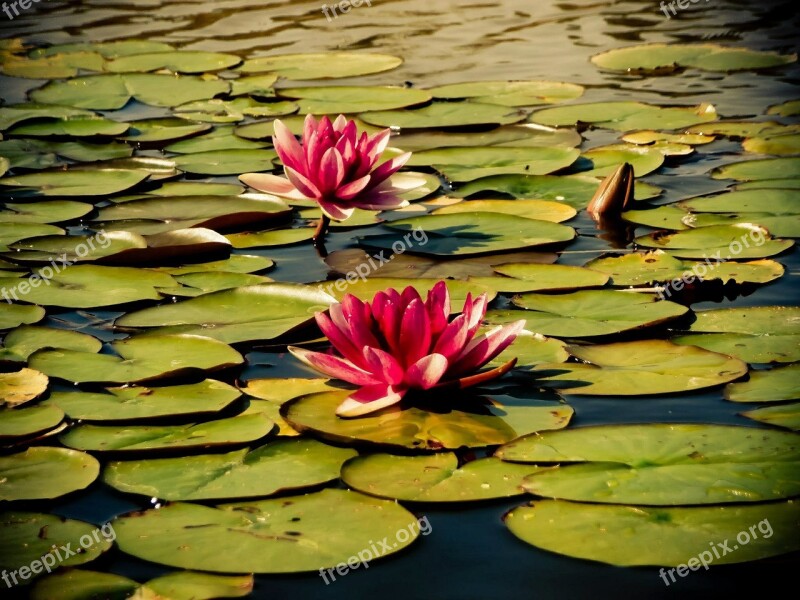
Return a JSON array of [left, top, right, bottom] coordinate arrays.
[[313, 214, 331, 258]]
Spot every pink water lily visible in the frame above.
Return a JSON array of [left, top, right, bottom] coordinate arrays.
[[240, 114, 413, 224], [288, 281, 526, 418]]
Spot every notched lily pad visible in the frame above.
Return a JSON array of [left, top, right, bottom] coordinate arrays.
[[0, 447, 100, 501]]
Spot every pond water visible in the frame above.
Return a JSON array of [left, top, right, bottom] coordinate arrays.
[[1, 0, 798, 598]]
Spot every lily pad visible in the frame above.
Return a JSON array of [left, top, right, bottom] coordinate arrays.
[[0, 201, 92, 224], [591, 43, 796, 73], [685, 306, 800, 335], [116, 284, 334, 344], [0, 265, 176, 308], [9, 116, 130, 137], [0, 169, 149, 196], [46, 380, 242, 422], [342, 453, 541, 502], [175, 98, 299, 123], [60, 413, 275, 453], [576, 143, 664, 177], [0, 368, 49, 407], [635, 224, 793, 260], [0, 447, 100, 501], [505, 500, 800, 567], [673, 333, 800, 364], [1, 326, 102, 362], [488, 263, 608, 291], [684, 213, 800, 238], [530, 101, 718, 131], [0, 303, 45, 330], [238, 53, 403, 79], [768, 99, 800, 117], [432, 199, 576, 223], [0, 104, 98, 131], [393, 125, 582, 152], [120, 118, 211, 143], [106, 51, 241, 73], [283, 390, 573, 450], [160, 271, 273, 297], [743, 133, 800, 155], [0, 405, 64, 440], [427, 80, 584, 106], [114, 489, 421, 573], [226, 227, 316, 249], [172, 149, 278, 175], [725, 364, 800, 403], [29, 334, 244, 384], [712, 157, 800, 181], [532, 340, 748, 395], [359, 212, 575, 256], [31, 40, 175, 59], [508, 290, 688, 337], [497, 423, 800, 505], [678, 189, 799, 215], [277, 86, 431, 114], [360, 102, 527, 129], [742, 403, 800, 431], [0, 512, 112, 576], [104, 438, 355, 500]]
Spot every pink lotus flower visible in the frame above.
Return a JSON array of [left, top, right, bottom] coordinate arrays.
[[240, 114, 413, 221], [288, 281, 526, 417]]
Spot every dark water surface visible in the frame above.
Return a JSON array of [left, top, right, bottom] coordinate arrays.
[[2, 1, 799, 598]]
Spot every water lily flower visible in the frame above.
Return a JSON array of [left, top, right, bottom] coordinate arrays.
[[239, 114, 414, 249], [288, 281, 525, 417]]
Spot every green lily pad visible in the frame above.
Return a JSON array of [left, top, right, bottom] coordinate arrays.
[[686, 306, 800, 335], [9, 116, 130, 137], [672, 333, 800, 364], [743, 133, 800, 155], [226, 227, 316, 249], [622, 206, 690, 230], [678, 189, 799, 215], [0, 368, 48, 407], [166, 127, 269, 154], [393, 125, 582, 152], [30, 74, 230, 110], [622, 130, 715, 145], [0, 405, 64, 440], [498, 423, 800, 505], [684, 213, 800, 238], [149, 181, 246, 196], [283, 390, 573, 450], [0, 265, 176, 308], [116, 284, 334, 344], [725, 364, 800, 403], [30, 334, 243, 384], [591, 43, 796, 73], [488, 263, 608, 292], [31, 40, 175, 59], [0, 201, 92, 224], [1, 326, 102, 362], [175, 98, 298, 123], [742, 403, 800, 431], [60, 413, 274, 453], [530, 101, 718, 131], [30, 570, 254, 600], [576, 143, 664, 177], [508, 290, 688, 337], [0, 303, 45, 330], [0, 512, 113, 577], [407, 146, 580, 181], [505, 500, 800, 567], [0, 169, 149, 196], [114, 488, 421, 573], [120, 118, 211, 143], [432, 199, 576, 223], [46, 380, 241, 422], [532, 340, 748, 395], [635, 224, 793, 260], [342, 453, 541, 502], [0, 104, 98, 131], [238, 53, 403, 79], [0, 52, 106, 78], [160, 271, 273, 297], [712, 157, 800, 181], [488, 332, 569, 369], [427, 80, 584, 106], [230, 73, 279, 96], [155, 254, 273, 275], [360, 102, 527, 129], [687, 121, 799, 138], [95, 195, 290, 235], [277, 86, 431, 114], [105, 438, 355, 500], [584, 251, 785, 286], [172, 149, 277, 175], [106, 51, 241, 73], [768, 99, 800, 117], [359, 212, 575, 256], [0, 157, 7, 178], [0, 447, 100, 501], [241, 378, 340, 403], [0, 223, 64, 246]]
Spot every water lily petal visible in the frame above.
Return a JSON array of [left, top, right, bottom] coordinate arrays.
[[336, 174, 372, 200], [399, 298, 431, 366], [405, 353, 448, 389], [367, 152, 412, 189], [317, 198, 354, 221], [302, 114, 318, 147], [285, 165, 322, 200], [238, 173, 310, 201], [319, 147, 346, 194], [450, 320, 526, 376], [432, 314, 470, 360], [272, 119, 307, 175], [426, 280, 450, 336], [315, 311, 368, 369], [332, 114, 348, 133], [363, 346, 405, 385], [288, 346, 381, 386], [336, 384, 406, 418]]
